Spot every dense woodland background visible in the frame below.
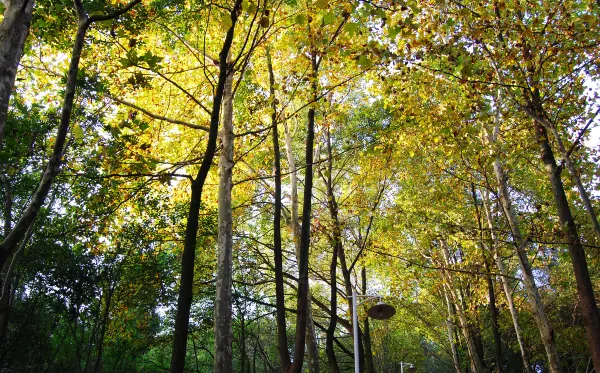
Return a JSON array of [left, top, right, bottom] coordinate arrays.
[[0, 0, 599, 372]]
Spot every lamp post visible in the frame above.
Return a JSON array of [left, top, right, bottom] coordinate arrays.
[[348, 289, 396, 373], [399, 361, 414, 373]]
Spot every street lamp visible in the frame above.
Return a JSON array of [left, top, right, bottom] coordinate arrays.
[[348, 289, 396, 373], [399, 361, 415, 373]]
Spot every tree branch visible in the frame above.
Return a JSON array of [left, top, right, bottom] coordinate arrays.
[[108, 95, 210, 132]]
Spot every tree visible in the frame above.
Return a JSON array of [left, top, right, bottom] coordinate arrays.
[[0, 0, 141, 269], [0, 1, 599, 373], [169, 1, 243, 371], [0, 0, 35, 150]]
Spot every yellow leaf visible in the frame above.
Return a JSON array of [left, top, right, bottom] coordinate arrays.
[[221, 13, 233, 30], [73, 124, 84, 140]]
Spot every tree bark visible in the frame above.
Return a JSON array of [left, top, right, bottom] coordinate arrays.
[[93, 280, 115, 373], [325, 227, 340, 373], [214, 69, 235, 373], [169, 2, 242, 372], [481, 194, 533, 373], [319, 127, 341, 373], [520, 105, 600, 242], [361, 268, 375, 373], [443, 288, 462, 373], [440, 241, 486, 373], [546, 119, 600, 241], [0, 0, 35, 150], [267, 48, 291, 371], [0, 175, 13, 345], [0, 262, 10, 345], [240, 309, 246, 373], [530, 92, 600, 372], [492, 153, 561, 373], [485, 263, 502, 373], [0, 17, 87, 268], [471, 186, 503, 373], [484, 90, 561, 373], [0, 0, 140, 269], [319, 126, 366, 372], [305, 287, 320, 373], [282, 94, 320, 373], [286, 52, 318, 373]]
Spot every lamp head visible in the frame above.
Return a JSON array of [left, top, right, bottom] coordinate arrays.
[[367, 300, 396, 320]]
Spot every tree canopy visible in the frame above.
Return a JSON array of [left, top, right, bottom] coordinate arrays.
[[0, 0, 599, 372]]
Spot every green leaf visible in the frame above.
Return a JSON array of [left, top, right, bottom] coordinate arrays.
[[460, 58, 473, 77], [388, 25, 401, 39], [357, 55, 372, 68], [140, 51, 162, 69], [221, 13, 233, 30], [344, 22, 359, 36], [125, 49, 139, 66], [315, 0, 327, 9], [246, 2, 257, 14], [323, 11, 335, 25]]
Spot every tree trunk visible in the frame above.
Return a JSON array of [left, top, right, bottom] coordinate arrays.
[[0, 262, 10, 345], [338, 235, 366, 372], [169, 2, 242, 371], [361, 268, 375, 373], [325, 227, 340, 373], [483, 90, 561, 373], [481, 194, 533, 373], [282, 92, 320, 373], [286, 52, 318, 373], [305, 293, 320, 373], [319, 127, 366, 372], [0, 17, 89, 268], [531, 97, 600, 372], [240, 309, 246, 373], [444, 288, 462, 373], [471, 186, 503, 373], [0, 176, 13, 345], [441, 241, 486, 373], [550, 121, 600, 241], [0, 0, 35, 150], [320, 127, 341, 373], [267, 48, 291, 371], [521, 107, 600, 242], [492, 155, 561, 373], [214, 69, 235, 373], [484, 264, 503, 373], [93, 281, 115, 373], [0, 0, 140, 269]]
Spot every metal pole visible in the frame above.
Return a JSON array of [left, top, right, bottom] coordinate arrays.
[[353, 289, 359, 373], [401, 362, 404, 373]]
